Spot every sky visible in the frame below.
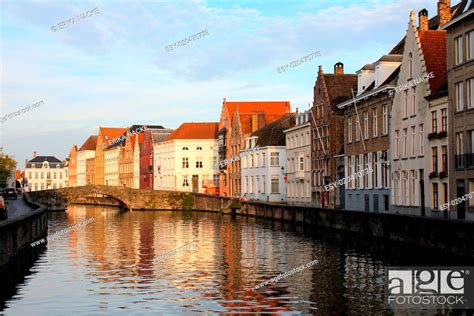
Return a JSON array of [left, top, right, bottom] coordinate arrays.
[[1, 0, 441, 166]]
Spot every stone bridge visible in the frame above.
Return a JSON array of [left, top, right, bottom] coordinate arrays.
[[27, 185, 234, 211]]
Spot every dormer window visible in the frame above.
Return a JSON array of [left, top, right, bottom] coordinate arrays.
[[43, 162, 48, 168], [31, 164, 35, 168], [56, 164, 60, 168]]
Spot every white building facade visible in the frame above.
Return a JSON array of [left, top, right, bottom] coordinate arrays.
[[77, 136, 97, 186], [104, 146, 121, 186], [284, 111, 312, 206], [154, 123, 218, 193], [390, 10, 447, 217], [25, 155, 67, 191], [240, 114, 294, 203]]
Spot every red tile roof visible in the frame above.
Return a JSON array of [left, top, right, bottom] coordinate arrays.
[[99, 127, 127, 144], [224, 101, 291, 121], [419, 30, 447, 94], [79, 135, 98, 151], [236, 112, 289, 135], [165, 122, 218, 141]]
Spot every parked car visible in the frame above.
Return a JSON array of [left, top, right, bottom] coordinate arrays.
[[2, 188, 18, 200], [0, 196, 7, 220]]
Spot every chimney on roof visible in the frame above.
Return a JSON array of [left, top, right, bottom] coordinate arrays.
[[334, 62, 344, 75], [223, 97, 226, 104], [32, 151, 37, 158], [296, 107, 299, 116], [25, 159, 28, 168], [418, 9, 429, 31], [318, 65, 323, 75], [258, 112, 265, 129], [438, 0, 451, 27]]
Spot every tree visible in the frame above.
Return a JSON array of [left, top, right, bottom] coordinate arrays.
[[0, 155, 17, 187]]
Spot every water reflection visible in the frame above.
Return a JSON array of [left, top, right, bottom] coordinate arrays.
[[2, 205, 474, 315]]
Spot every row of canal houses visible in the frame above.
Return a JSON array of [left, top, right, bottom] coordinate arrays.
[[65, 0, 473, 220]]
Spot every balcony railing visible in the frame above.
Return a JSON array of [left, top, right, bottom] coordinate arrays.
[[455, 153, 474, 170]]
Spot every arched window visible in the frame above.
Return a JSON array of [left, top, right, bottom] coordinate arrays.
[[408, 53, 413, 78]]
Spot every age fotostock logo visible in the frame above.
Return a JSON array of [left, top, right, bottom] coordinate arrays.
[[387, 267, 474, 309]]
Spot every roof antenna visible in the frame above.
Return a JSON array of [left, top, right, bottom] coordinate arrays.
[[308, 103, 326, 155], [351, 88, 366, 151]]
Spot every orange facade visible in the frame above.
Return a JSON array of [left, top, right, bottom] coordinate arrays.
[[86, 157, 95, 185], [95, 127, 127, 185], [68, 145, 78, 187], [217, 100, 291, 197], [119, 134, 137, 188]]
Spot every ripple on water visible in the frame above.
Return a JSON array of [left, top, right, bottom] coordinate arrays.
[[2, 205, 470, 315]]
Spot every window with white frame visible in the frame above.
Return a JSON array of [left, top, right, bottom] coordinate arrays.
[[411, 126, 416, 157], [372, 108, 378, 137], [455, 35, 463, 65], [441, 108, 447, 131], [432, 110, 438, 133], [364, 111, 369, 139], [419, 124, 424, 156], [403, 90, 408, 118], [348, 116, 353, 142], [182, 157, 189, 168], [456, 82, 464, 111], [411, 87, 416, 116], [468, 30, 474, 61], [395, 130, 400, 159], [468, 78, 474, 109], [403, 128, 408, 158], [382, 105, 388, 135], [401, 171, 407, 205], [270, 152, 279, 166], [433, 183, 439, 210], [262, 175, 266, 193], [271, 176, 279, 193], [196, 158, 203, 168], [299, 156, 304, 171], [355, 120, 361, 141], [393, 171, 399, 204], [182, 175, 189, 187]]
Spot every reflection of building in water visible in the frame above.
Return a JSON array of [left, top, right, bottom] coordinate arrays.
[[343, 255, 386, 313]]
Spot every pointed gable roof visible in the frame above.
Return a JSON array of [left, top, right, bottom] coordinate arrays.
[[79, 135, 98, 151], [165, 122, 218, 141], [321, 73, 358, 107], [99, 127, 128, 145], [419, 30, 447, 95], [224, 101, 291, 121], [251, 113, 296, 147]]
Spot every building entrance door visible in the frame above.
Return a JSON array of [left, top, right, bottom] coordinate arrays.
[[192, 175, 199, 193]]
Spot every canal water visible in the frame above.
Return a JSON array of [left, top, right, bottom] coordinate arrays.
[[1, 205, 473, 315]]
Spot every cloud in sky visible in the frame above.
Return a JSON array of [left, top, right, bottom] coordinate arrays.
[[1, 0, 437, 163]]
